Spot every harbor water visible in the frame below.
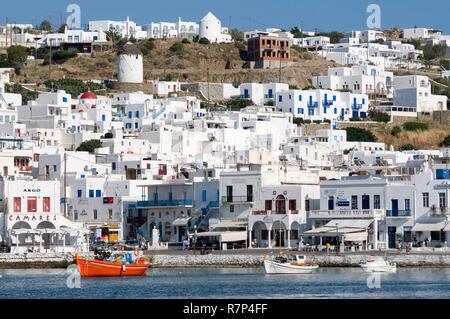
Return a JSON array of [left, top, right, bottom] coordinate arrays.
[[0, 267, 449, 299]]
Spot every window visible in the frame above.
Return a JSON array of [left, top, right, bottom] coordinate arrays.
[[439, 193, 446, 209], [202, 190, 207, 202], [374, 195, 381, 209], [27, 197, 37, 213], [265, 200, 272, 211], [96, 190, 102, 198], [351, 195, 358, 209], [422, 193, 429, 208], [247, 185, 253, 202], [93, 209, 98, 220], [43, 197, 51, 212], [89, 190, 94, 198], [226, 186, 233, 202], [405, 199, 411, 211], [13, 197, 21, 213], [289, 200, 297, 211], [109, 209, 113, 219], [74, 210, 78, 220], [230, 205, 234, 213]]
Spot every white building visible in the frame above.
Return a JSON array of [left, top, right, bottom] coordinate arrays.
[[89, 17, 147, 40], [403, 28, 442, 40], [276, 89, 370, 121], [240, 83, 289, 105], [352, 30, 386, 43], [313, 64, 394, 98], [393, 75, 448, 113], [144, 18, 199, 39], [198, 12, 232, 43], [0, 178, 87, 253]]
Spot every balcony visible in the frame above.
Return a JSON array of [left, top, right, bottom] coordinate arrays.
[[222, 196, 254, 204], [307, 102, 319, 109], [352, 103, 363, 110], [252, 210, 299, 215], [137, 199, 193, 208], [386, 210, 412, 218], [429, 207, 450, 217], [308, 209, 384, 219], [322, 100, 333, 107]]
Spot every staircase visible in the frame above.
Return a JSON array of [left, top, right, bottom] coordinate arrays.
[[195, 201, 220, 230]]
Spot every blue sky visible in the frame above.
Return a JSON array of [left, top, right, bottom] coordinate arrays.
[[2, 0, 449, 33]]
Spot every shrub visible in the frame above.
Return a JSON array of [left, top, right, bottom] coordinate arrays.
[[226, 98, 253, 110], [345, 127, 377, 142], [139, 39, 155, 56], [52, 50, 77, 63], [104, 132, 114, 139], [43, 78, 105, 98], [76, 140, 103, 153], [369, 109, 390, 123], [313, 120, 322, 124], [169, 42, 184, 53], [198, 37, 210, 45], [293, 118, 304, 125], [400, 144, 415, 151], [402, 122, 428, 131], [442, 135, 450, 147], [391, 126, 402, 136], [181, 38, 190, 44]]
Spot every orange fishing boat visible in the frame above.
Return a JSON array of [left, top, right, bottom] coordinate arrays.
[[76, 255, 151, 277]]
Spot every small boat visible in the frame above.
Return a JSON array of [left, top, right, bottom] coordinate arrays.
[[360, 256, 397, 273], [76, 252, 151, 277], [264, 255, 319, 274]]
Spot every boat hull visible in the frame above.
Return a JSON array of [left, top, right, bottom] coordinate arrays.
[[264, 260, 319, 274], [76, 258, 150, 277], [360, 264, 397, 273]]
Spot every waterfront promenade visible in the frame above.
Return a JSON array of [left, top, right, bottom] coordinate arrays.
[[2, 249, 450, 269]]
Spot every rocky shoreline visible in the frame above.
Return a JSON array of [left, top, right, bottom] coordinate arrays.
[[2, 252, 450, 269]]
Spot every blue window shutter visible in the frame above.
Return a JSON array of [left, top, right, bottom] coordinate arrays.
[[112, 162, 116, 170], [77, 190, 82, 198], [96, 190, 101, 198], [89, 190, 94, 198]]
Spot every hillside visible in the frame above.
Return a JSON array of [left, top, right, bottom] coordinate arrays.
[[19, 38, 338, 91]]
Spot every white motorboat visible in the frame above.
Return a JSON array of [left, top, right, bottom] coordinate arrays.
[[263, 255, 319, 274], [360, 256, 397, 273]]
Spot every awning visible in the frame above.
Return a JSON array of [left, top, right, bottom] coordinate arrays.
[[173, 217, 192, 226], [194, 231, 247, 243], [344, 232, 368, 242], [412, 220, 447, 232], [324, 219, 373, 229], [210, 220, 247, 229], [443, 223, 450, 232], [220, 231, 247, 243], [11, 229, 41, 235], [302, 219, 373, 237]]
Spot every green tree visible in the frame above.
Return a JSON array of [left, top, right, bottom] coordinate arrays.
[[169, 42, 184, 53], [105, 27, 126, 48], [138, 39, 155, 56], [39, 20, 52, 32], [442, 135, 450, 147], [6, 45, 28, 66], [76, 140, 103, 153], [345, 127, 377, 142]]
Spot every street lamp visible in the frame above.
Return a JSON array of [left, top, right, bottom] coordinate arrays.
[[336, 222, 340, 255]]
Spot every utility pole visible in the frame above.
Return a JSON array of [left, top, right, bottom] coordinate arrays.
[[207, 68, 210, 111], [64, 152, 67, 217], [49, 43, 52, 79]]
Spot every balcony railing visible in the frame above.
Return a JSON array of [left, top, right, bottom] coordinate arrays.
[[252, 210, 299, 215], [352, 103, 363, 110], [322, 100, 333, 107], [308, 209, 384, 219], [429, 207, 450, 216], [222, 196, 254, 204], [137, 199, 193, 208], [386, 210, 412, 217], [307, 102, 319, 108]]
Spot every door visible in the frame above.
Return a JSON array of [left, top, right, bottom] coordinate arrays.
[[391, 199, 399, 217], [362, 195, 370, 210], [328, 196, 334, 210], [388, 227, 396, 249], [274, 230, 285, 247]]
